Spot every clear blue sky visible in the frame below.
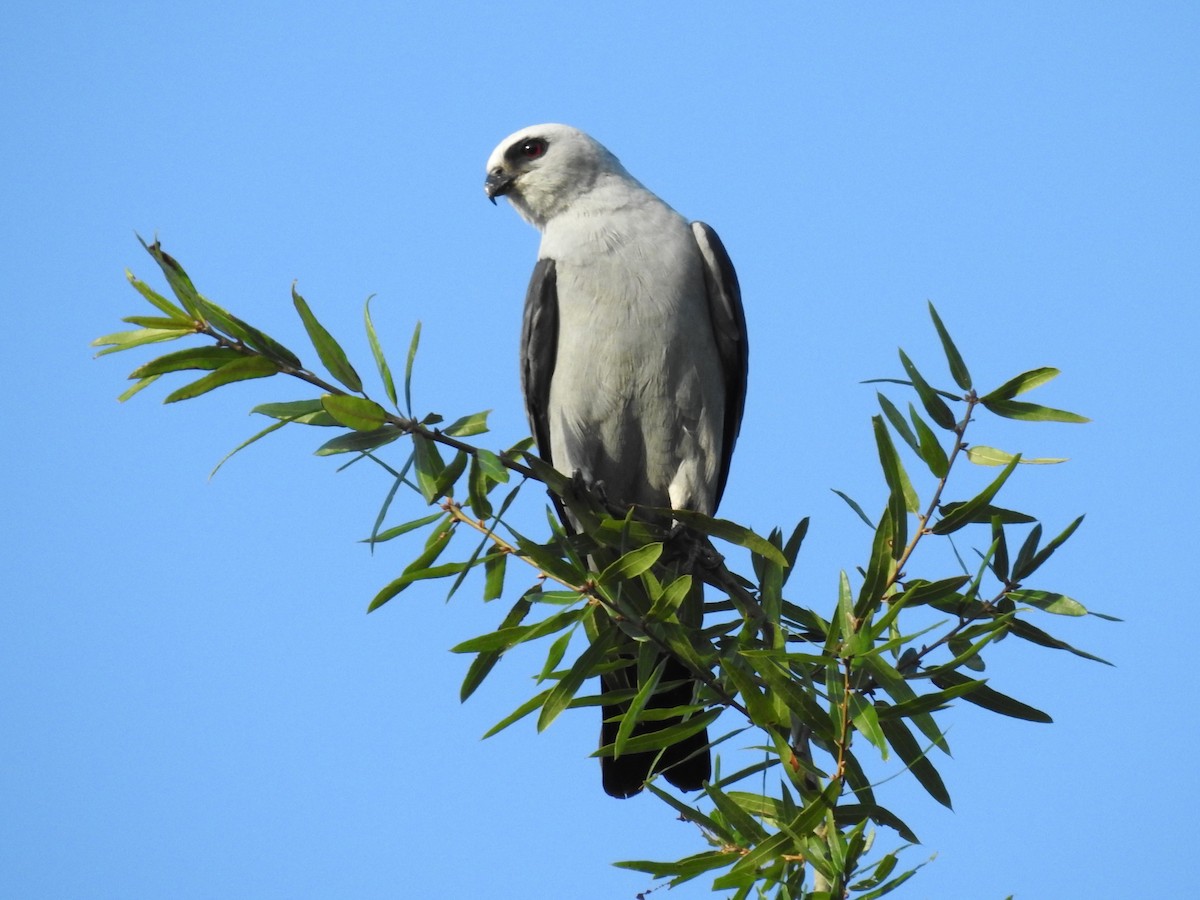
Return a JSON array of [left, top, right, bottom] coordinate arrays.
[[3, 3, 1196, 897]]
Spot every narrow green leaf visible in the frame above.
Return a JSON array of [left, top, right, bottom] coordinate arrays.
[[483, 552, 507, 601], [983, 366, 1060, 401], [314, 426, 401, 455], [130, 346, 243, 378], [991, 516, 1010, 581], [909, 404, 949, 478], [931, 670, 1056, 720], [467, 457, 494, 520], [363, 511, 443, 544], [600, 542, 663, 583], [981, 397, 1090, 423], [928, 302, 972, 390], [648, 574, 693, 621], [1024, 515, 1085, 578], [538, 624, 615, 731], [121, 315, 196, 329], [292, 285, 362, 392], [321, 394, 388, 431], [850, 694, 888, 756], [878, 714, 952, 808], [967, 445, 1068, 466], [117, 375, 160, 402], [877, 393, 919, 454], [666, 509, 788, 566], [363, 295, 399, 408], [92, 326, 192, 356], [430, 449, 468, 501], [1008, 589, 1087, 616], [898, 348, 957, 429], [706, 781, 769, 842], [873, 414, 919, 515], [612, 660, 665, 758], [460, 592, 535, 701], [367, 518, 455, 611], [832, 489, 874, 528], [443, 410, 491, 437], [930, 455, 1020, 534], [475, 448, 510, 483], [482, 688, 552, 738], [126, 269, 190, 321], [1007, 619, 1113, 665], [209, 418, 289, 477], [403, 320, 421, 417], [162, 355, 279, 403], [857, 506, 895, 618], [410, 434, 445, 503], [252, 399, 340, 426]]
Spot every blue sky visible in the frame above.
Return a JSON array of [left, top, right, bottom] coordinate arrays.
[[2, 2, 1197, 897]]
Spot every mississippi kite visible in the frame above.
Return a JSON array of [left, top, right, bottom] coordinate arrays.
[[484, 124, 748, 798]]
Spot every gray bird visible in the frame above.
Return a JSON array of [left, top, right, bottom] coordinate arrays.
[[484, 124, 748, 798]]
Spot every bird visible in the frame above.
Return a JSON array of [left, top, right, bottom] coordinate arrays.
[[484, 124, 748, 798]]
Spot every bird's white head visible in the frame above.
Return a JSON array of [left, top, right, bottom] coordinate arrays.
[[484, 124, 630, 228]]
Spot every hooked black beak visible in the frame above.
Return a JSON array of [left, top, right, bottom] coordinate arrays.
[[484, 168, 515, 204]]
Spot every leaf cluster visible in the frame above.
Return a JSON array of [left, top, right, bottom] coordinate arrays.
[[96, 243, 1108, 899]]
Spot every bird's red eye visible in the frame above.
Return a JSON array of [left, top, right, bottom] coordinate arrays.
[[522, 139, 548, 159]]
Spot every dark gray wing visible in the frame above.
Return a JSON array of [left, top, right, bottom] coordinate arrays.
[[520, 257, 558, 465], [691, 222, 748, 510]]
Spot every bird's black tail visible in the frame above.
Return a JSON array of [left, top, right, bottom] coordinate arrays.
[[600, 656, 711, 799]]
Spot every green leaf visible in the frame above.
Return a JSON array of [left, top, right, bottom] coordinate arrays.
[[1007, 619, 1113, 665], [877, 393, 919, 454], [117, 376, 160, 402], [898, 348, 957, 429], [314, 426, 401, 455], [363, 511, 443, 544], [873, 414, 919, 516], [981, 397, 1090, 423], [162, 355, 279, 403], [648, 574, 693, 621], [832, 489, 874, 528], [930, 455, 1020, 534], [443, 410, 491, 437], [292, 285, 362, 392], [367, 517, 455, 611], [983, 366, 1061, 401], [92, 326, 192, 357], [474, 449, 510, 484], [851, 694, 888, 756], [126, 269, 190, 321], [431, 449, 468, 501], [1008, 589, 1087, 616], [857, 506, 896, 618], [931, 670, 1055, 720], [460, 592, 535, 701], [878, 714, 952, 808], [252, 399, 340, 426], [537, 623, 615, 731], [483, 552, 507, 601], [130, 346, 244, 378], [611, 659, 664, 759], [411, 434, 446, 503], [600, 542, 663, 583], [966, 445, 1068, 466], [321, 394, 388, 431], [1023, 515, 1085, 579], [665, 509, 788, 566], [928, 302, 972, 390], [209, 418, 290, 477], [909, 404, 949, 478], [403, 320, 421, 417], [482, 688, 552, 738], [363, 295, 399, 408]]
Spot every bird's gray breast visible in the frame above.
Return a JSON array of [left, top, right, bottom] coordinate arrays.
[[541, 204, 726, 512]]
